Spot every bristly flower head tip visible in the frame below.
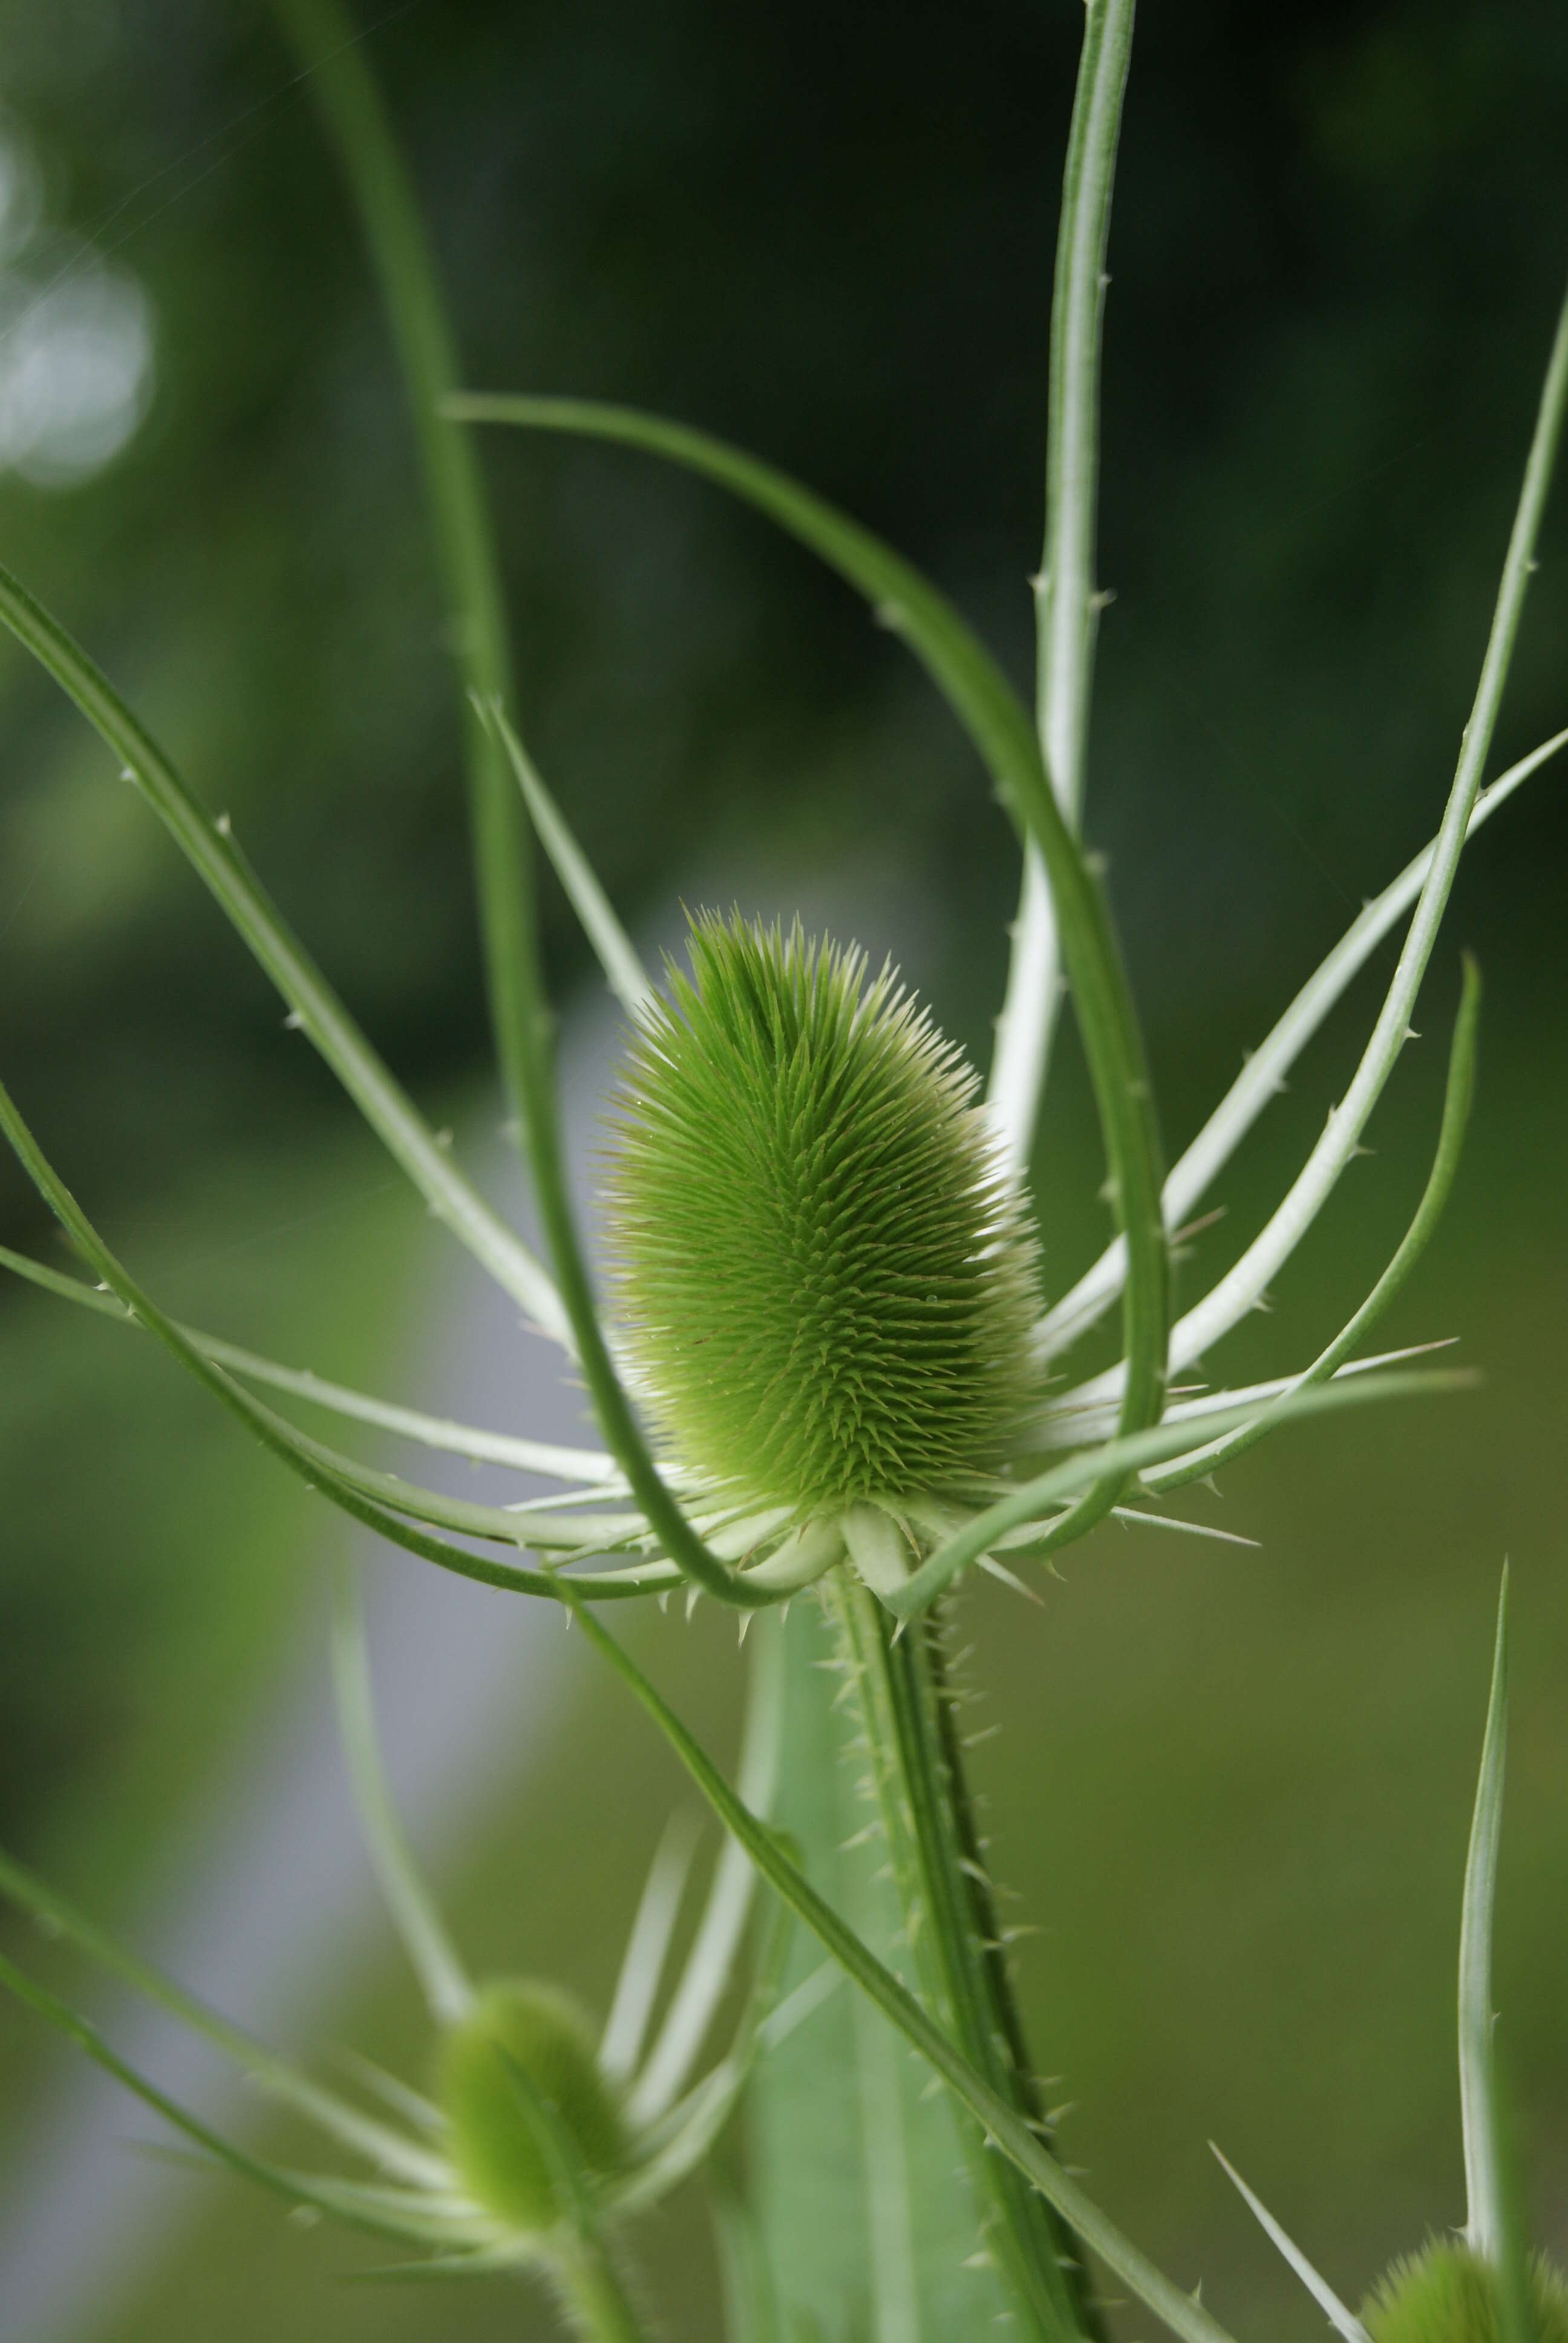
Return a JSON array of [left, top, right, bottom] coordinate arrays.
[[1363, 2243, 1568, 2343]]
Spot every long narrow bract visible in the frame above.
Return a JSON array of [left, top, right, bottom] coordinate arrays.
[[1460, 1573, 1511, 2264], [1036, 729, 1567, 1363], [0, 1244, 621, 1482], [1142, 960, 1482, 1494], [1209, 2147, 1370, 2343], [0, 563, 566, 1343], [1060, 284, 1568, 1411], [989, 0, 1137, 1181]]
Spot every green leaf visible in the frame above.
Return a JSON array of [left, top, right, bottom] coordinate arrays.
[[748, 1597, 1014, 2343], [834, 1578, 1088, 2342], [1455, 1575, 1535, 2343]]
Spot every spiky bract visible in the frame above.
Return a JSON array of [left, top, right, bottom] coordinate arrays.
[[603, 912, 1042, 1515], [1362, 2244, 1568, 2343], [439, 1981, 626, 2233]]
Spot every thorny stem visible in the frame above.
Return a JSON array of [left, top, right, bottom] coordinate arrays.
[[826, 1576, 1101, 2343]]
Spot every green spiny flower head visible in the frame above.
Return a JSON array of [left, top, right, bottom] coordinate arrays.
[[439, 1980, 627, 2234], [603, 911, 1044, 1516], [1363, 2244, 1568, 2343]]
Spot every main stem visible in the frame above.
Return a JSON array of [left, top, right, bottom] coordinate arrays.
[[825, 1576, 1103, 2343], [554, 2232, 652, 2343]]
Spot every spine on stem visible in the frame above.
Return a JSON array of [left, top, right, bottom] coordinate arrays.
[[823, 1575, 1101, 2343]]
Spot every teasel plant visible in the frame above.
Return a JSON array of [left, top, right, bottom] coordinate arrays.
[[0, 0, 1565, 2333], [1210, 1573, 1566, 2343]]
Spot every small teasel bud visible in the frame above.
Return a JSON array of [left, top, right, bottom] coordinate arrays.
[[603, 912, 1044, 1516], [1362, 2243, 1568, 2343], [439, 1981, 626, 2233]]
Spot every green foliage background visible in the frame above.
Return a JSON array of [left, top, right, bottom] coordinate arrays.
[[0, 0, 1566, 2335]]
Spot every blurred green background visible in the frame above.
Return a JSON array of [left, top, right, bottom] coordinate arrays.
[[1, 0, 1566, 2334]]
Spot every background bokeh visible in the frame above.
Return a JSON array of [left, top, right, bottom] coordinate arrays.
[[1, 0, 1566, 2335]]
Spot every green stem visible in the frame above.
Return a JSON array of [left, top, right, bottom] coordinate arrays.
[[552, 2233, 652, 2343], [826, 1578, 1100, 2343], [272, 0, 766, 1607]]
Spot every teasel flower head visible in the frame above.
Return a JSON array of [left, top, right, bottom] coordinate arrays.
[[603, 912, 1044, 1521], [439, 1979, 629, 2236]]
